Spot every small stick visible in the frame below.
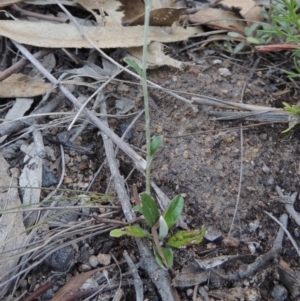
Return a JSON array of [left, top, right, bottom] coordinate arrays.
[[0, 49, 52, 81], [123, 250, 143, 301]]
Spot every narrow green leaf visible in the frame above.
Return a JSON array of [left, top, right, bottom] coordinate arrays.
[[244, 23, 260, 37], [154, 247, 173, 268], [124, 58, 143, 77], [150, 135, 163, 157], [167, 228, 206, 249], [125, 226, 152, 239], [158, 216, 169, 240], [110, 229, 127, 237], [233, 42, 245, 54], [227, 31, 243, 38], [246, 37, 261, 44], [163, 195, 184, 229], [140, 193, 160, 227]]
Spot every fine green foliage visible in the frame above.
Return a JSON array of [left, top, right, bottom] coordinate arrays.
[[282, 102, 300, 133], [260, 0, 300, 78]]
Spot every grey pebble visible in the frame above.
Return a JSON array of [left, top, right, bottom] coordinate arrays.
[[46, 246, 74, 272], [270, 284, 288, 301]]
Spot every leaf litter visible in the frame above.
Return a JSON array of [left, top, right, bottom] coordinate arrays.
[[0, 0, 300, 300]]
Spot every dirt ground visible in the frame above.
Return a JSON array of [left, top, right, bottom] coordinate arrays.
[[2, 45, 300, 300]]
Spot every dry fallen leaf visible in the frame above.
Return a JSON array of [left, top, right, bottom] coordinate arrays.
[[50, 266, 111, 301], [215, 0, 263, 23], [19, 143, 43, 228], [126, 41, 185, 69], [0, 73, 52, 98], [0, 20, 201, 49], [123, 7, 185, 26], [189, 8, 245, 33], [0, 159, 27, 299]]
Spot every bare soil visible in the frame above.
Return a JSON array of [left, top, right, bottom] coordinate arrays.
[[3, 46, 300, 301]]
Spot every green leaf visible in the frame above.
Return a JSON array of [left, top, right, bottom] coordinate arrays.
[[140, 193, 160, 227], [154, 247, 173, 269], [167, 228, 206, 249], [163, 195, 184, 229], [227, 31, 243, 38], [150, 135, 163, 157], [133, 204, 143, 212], [110, 229, 127, 237], [246, 36, 262, 44], [233, 42, 246, 54], [158, 216, 169, 240], [124, 225, 152, 239], [244, 23, 260, 37], [124, 58, 143, 77], [110, 226, 152, 239]]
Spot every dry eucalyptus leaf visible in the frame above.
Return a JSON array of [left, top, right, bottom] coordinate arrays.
[[215, 0, 263, 23], [126, 41, 184, 69], [0, 158, 27, 298], [0, 74, 52, 98], [5, 98, 34, 120], [189, 8, 245, 33], [76, 0, 176, 25], [19, 142, 43, 228], [0, 20, 201, 48], [124, 7, 185, 26]]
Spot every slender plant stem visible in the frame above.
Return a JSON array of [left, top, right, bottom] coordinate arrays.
[[142, 0, 152, 195]]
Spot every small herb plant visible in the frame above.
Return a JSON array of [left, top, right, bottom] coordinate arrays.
[[110, 0, 205, 269], [110, 193, 206, 269]]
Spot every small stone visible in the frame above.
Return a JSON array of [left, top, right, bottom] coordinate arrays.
[[19, 279, 27, 288], [80, 263, 92, 271], [120, 123, 133, 141], [222, 237, 240, 248], [97, 253, 111, 266], [213, 59, 222, 65], [155, 125, 163, 133], [64, 176, 73, 184], [267, 176, 274, 185], [41, 288, 54, 300], [46, 246, 74, 272], [271, 284, 288, 301], [89, 255, 98, 268], [186, 288, 193, 297], [161, 164, 168, 171], [183, 150, 189, 159], [218, 68, 231, 77], [262, 163, 270, 174]]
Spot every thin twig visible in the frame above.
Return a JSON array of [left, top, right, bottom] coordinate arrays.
[[228, 126, 244, 235], [123, 250, 143, 301], [275, 186, 300, 226], [264, 211, 300, 256]]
